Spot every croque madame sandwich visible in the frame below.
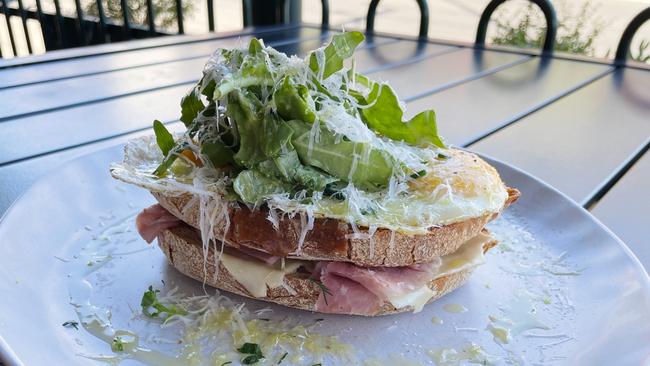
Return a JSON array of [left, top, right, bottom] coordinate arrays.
[[110, 31, 519, 316]]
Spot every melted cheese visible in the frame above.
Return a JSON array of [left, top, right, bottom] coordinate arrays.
[[436, 232, 490, 277], [219, 253, 304, 297], [387, 233, 492, 311], [388, 286, 436, 313], [218, 233, 492, 311]]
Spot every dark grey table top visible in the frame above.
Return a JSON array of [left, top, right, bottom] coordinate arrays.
[[1, 24, 648, 269]]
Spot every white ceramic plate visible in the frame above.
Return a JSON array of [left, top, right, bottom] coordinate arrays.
[[1, 145, 649, 366]]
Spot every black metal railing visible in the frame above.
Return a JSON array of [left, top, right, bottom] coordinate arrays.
[[476, 0, 557, 54], [0, 0, 331, 58], [615, 6, 650, 66], [0, 0, 191, 57]]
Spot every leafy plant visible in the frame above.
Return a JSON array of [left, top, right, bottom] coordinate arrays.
[[630, 40, 650, 63], [85, 0, 194, 30], [491, 1, 604, 57]]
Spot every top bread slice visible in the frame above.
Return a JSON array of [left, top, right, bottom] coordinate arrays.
[[152, 186, 519, 267]]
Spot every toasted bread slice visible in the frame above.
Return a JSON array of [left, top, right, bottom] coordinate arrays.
[[156, 225, 498, 316], [152, 187, 517, 267]]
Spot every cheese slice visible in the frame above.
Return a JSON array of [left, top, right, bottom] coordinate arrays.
[[218, 233, 492, 310], [388, 286, 437, 313], [436, 232, 490, 277], [219, 253, 304, 297]]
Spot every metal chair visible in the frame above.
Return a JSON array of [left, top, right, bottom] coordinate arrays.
[[475, 0, 557, 54], [614, 6, 650, 66], [366, 0, 428, 39]]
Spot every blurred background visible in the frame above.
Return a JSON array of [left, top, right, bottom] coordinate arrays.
[[1, 0, 649, 63]]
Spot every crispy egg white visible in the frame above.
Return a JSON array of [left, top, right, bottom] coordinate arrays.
[[111, 137, 509, 234]]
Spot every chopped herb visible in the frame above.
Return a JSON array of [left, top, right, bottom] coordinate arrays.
[[62, 321, 79, 330], [312, 364, 322, 366], [323, 183, 346, 200], [360, 206, 377, 216], [258, 318, 271, 321], [140, 285, 187, 320], [309, 278, 332, 305], [277, 352, 288, 364], [237, 342, 264, 364], [237, 343, 262, 355], [220, 362, 233, 366], [410, 170, 427, 179], [242, 355, 263, 365], [111, 336, 125, 352], [436, 153, 449, 160]]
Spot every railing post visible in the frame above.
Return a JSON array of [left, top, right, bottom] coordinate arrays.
[[146, 0, 156, 35], [176, 0, 184, 34], [16, 0, 32, 53], [247, 0, 301, 26], [0, 0, 18, 55], [73, 0, 84, 45], [120, 0, 131, 39], [95, 0, 107, 42], [52, 0, 65, 48], [207, 0, 215, 32]]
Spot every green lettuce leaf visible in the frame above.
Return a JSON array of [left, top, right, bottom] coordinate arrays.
[[288, 121, 394, 190], [214, 39, 274, 99], [271, 150, 337, 192], [180, 87, 205, 126], [200, 141, 233, 167], [309, 31, 365, 80], [360, 83, 445, 148], [153, 120, 174, 156], [233, 170, 293, 205], [227, 91, 296, 168], [153, 142, 187, 177], [273, 76, 316, 123]]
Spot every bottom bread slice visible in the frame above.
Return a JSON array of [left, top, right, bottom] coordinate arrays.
[[157, 225, 497, 316]]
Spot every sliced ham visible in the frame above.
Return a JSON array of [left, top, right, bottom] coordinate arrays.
[[136, 204, 182, 243], [316, 272, 383, 315], [314, 259, 441, 315]]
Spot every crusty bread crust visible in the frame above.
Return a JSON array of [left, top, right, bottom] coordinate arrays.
[[157, 225, 498, 316], [152, 188, 518, 267]]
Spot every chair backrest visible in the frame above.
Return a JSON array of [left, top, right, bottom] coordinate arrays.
[[365, 0, 428, 39], [614, 6, 650, 66]]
